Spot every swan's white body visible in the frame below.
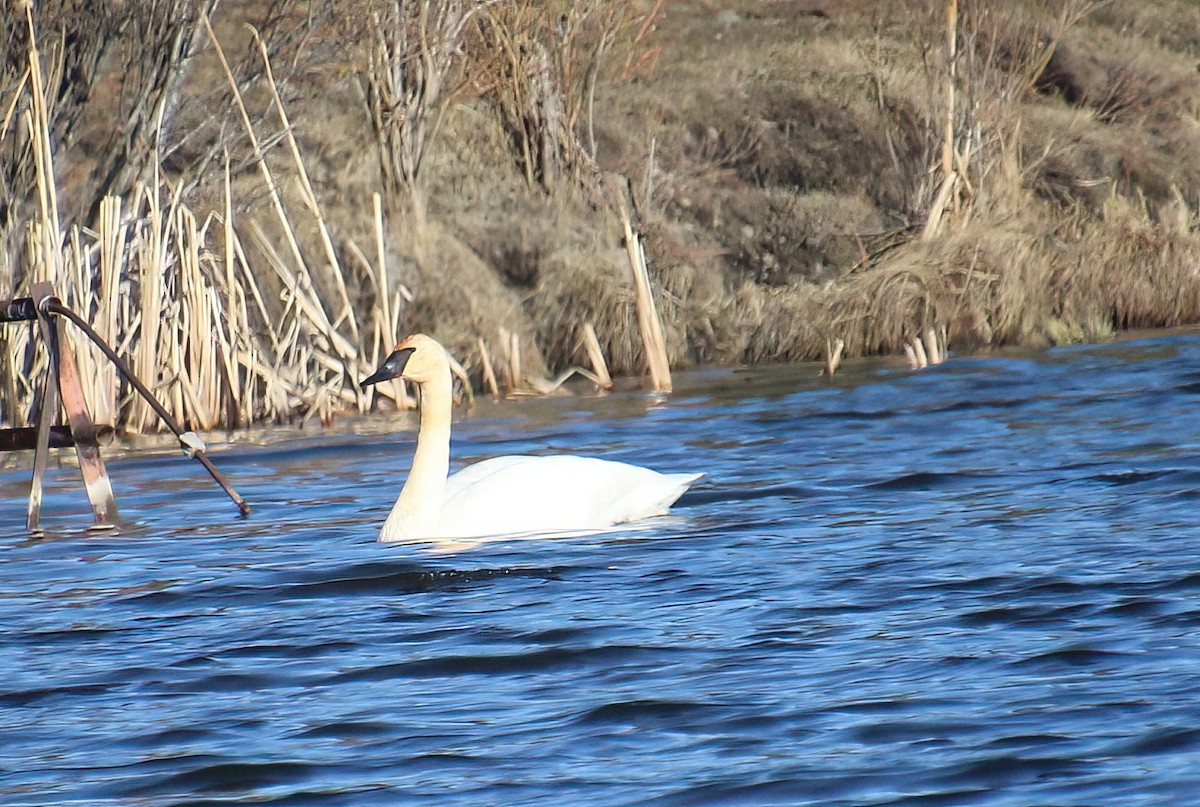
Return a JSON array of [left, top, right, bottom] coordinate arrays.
[[388, 453, 700, 542], [362, 334, 701, 543]]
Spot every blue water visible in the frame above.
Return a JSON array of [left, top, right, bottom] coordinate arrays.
[[3, 335, 1200, 805]]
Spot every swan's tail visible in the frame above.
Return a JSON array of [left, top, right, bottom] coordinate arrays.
[[613, 471, 703, 523], [667, 472, 705, 502]]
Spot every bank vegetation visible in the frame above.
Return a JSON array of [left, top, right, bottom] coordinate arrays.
[[3, 0, 1200, 432]]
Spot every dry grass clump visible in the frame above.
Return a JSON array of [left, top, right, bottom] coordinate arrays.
[[724, 190, 886, 286], [527, 243, 643, 377], [1090, 0, 1200, 53], [399, 222, 549, 387], [817, 198, 1200, 359], [537, 0, 1200, 370], [1057, 199, 1200, 334], [730, 282, 824, 365], [521, 210, 738, 375], [1039, 23, 1200, 124], [827, 216, 1091, 355]]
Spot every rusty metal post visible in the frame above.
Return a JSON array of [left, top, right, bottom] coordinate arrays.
[[26, 350, 59, 531], [31, 282, 118, 528]]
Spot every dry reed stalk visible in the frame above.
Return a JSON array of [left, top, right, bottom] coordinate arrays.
[[372, 193, 394, 356], [347, 240, 400, 407], [904, 342, 920, 369], [251, 28, 360, 352], [478, 337, 501, 400], [301, 386, 327, 427], [912, 336, 929, 368], [175, 361, 212, 430], [205, 12, 358, 396], [25, 15, 60, 294], [372, 192, 410, 408], [130, 184, 167, 432], [822, 337, 845, 376], [922, 0, 960, 241], [581, 322, 613, 389], [202, 15, 305, 276], [923, 327, 942, 365], [347, 240, 379, 358], [177, 206, 220, 427], [499, 326, 522, 392], [93, 195, 125, 424], [0, 64, 30, 135], [942, 0, 957, 178], [237, 349, 292, 415], [246, 221, 356, 361], [221, 157, 244, 410], [205, 280, 241, 427], [226, 219, 278, 353], [614, 188, 671, 391], [923, 171, 959, 240]]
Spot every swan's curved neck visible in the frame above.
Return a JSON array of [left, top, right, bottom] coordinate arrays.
[[383, 368, 453, 540]]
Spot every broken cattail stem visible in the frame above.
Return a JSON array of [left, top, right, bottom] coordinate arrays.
[[912, 337, 929, 368], [448, 354, 475, 409], [509, 330, 522, 392], [943, 0, 958, 178], [614, 185, 671, 392], [527, 367, 609, 395], [823, 337, 845, 377], [478, 337, 501, 400], [581, 323, 613, 390], [252, 28, 359, 348], [924, 327, 941, 365]]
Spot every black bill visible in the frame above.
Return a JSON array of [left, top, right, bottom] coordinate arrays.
[[360, 347, 415, 389]]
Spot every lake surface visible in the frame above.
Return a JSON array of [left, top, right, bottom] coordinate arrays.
[[3, 334, 1200, 805]]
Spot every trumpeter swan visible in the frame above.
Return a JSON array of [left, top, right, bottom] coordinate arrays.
[[360, 334, 701, 543]]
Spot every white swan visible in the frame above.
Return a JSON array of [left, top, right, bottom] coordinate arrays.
[[360, 334, 702, 543]]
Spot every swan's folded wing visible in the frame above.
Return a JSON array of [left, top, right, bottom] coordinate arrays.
[[433, 456, 700, 540]]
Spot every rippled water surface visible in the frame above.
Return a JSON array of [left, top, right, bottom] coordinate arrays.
[[4, 335, 1200, 805]]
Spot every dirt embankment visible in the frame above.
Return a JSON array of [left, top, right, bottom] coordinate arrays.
[[6, 0, 1200, 429], [305, 0, 1200, 375]]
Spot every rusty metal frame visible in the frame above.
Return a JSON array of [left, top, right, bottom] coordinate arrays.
[[1, 285, 249, 531]]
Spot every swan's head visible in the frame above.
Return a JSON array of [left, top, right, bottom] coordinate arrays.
[[360, 333, 448, 389]]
